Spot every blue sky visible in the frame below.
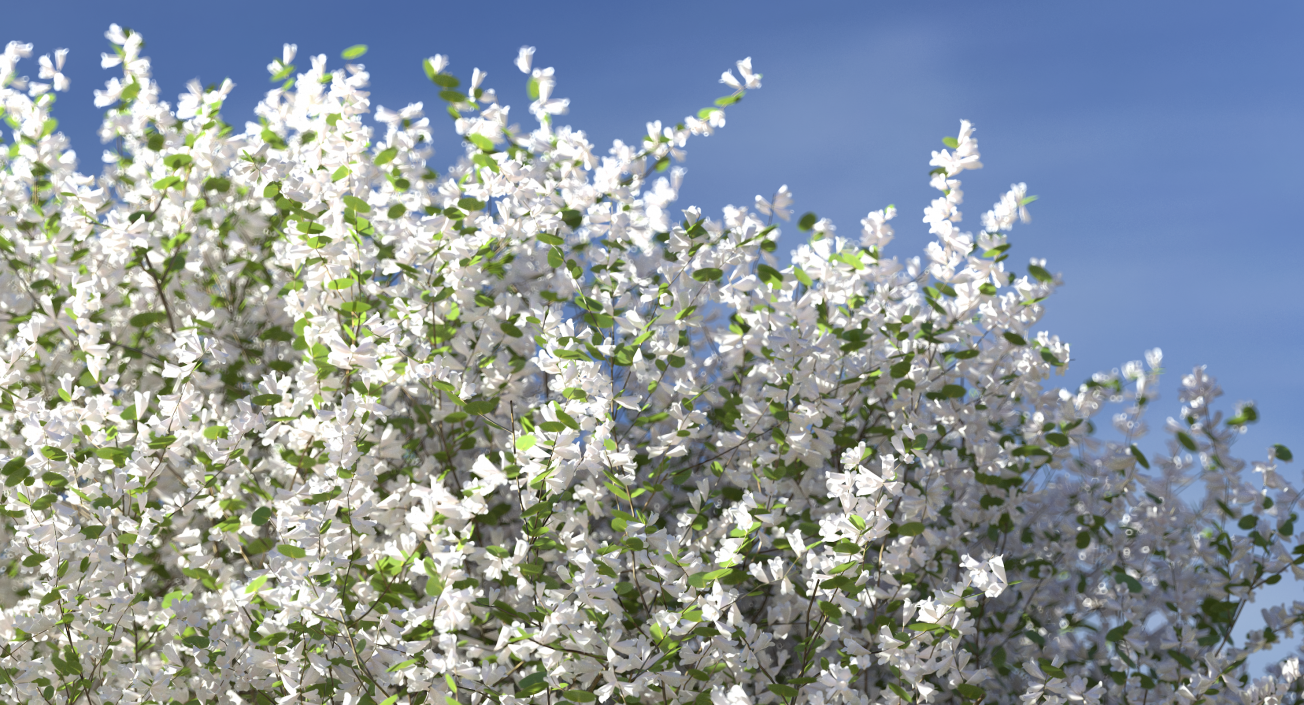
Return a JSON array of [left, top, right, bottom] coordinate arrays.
[[7, 0, 1303, 665]]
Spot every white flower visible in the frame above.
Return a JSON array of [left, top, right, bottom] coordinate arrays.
[[515, 46, 535, 73], [37, 49, 69, 91], [736, 57, 761, 89], [755, 184, 793, 221], [426, 53, 449, 74]]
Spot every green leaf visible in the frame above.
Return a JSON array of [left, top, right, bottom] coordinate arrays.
[[942, 136, 960, 149], [517, 672, 548, 696], [202, 176, 231, 193], [467, 133, 495, 151], [38, 586, 64, 608], [464, 399, 498, 415], [908, 622, 949, 633], [798, 212, 818, 231], [386, 203, 406, 219], [251, 394, 282, 406], [1117, 572, 1142, 593], [1028, 264, 1053, 283], [818, 600, 842, 620], [129, 311, 168, 327], [259, 326, 295, 342], [563, 691, 596, 703], [245, 574, 270, 594], [4, 467, 30, 487], [687, 568, 730, 589], [387, 658, 420, 673], [22, 554, 48, 567], [374, 147, 398, 166], [554, 407, 580, 430], [1130, 444, 1150, 469], [276, 544, 307, 559], [162, 590, 191, 609], [252, 507, 273, 526], [1227, 404, 1258, 426], [1176, 431, 1197, 451], [341, 44, 368, 60], [1106, 621, 1133, 642], [757, 264, 783, 288], [897, 522, 924, 537], [1045, 432, 1069, 447], [1003, 332, 1027, 346], [203, 426, 228, 440], [831, 538, 860, 553], [147, 435, 177, 450], [424, 564, 445, 597], [41, 472, 67, 490], [767, 684, 799, 699], [41, 446, 67, 461], [955, 684, 985, 701], [515, 434, 536, 451], [1273, 444, 1293, 462], [342, 195, 371, 213], [1076, 531, 1091, 549], [95, 447, 130, 463], [691, 268, 723, 283], [794, 267, 813, 287]]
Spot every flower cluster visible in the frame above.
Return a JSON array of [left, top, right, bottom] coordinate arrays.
[[0, 26, 1300, 705]]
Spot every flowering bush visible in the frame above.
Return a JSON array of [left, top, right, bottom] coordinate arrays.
[[0, 25, 1299, 705]]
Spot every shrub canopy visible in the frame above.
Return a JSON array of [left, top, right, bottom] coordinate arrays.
[[0, 27, 1299, 705]]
